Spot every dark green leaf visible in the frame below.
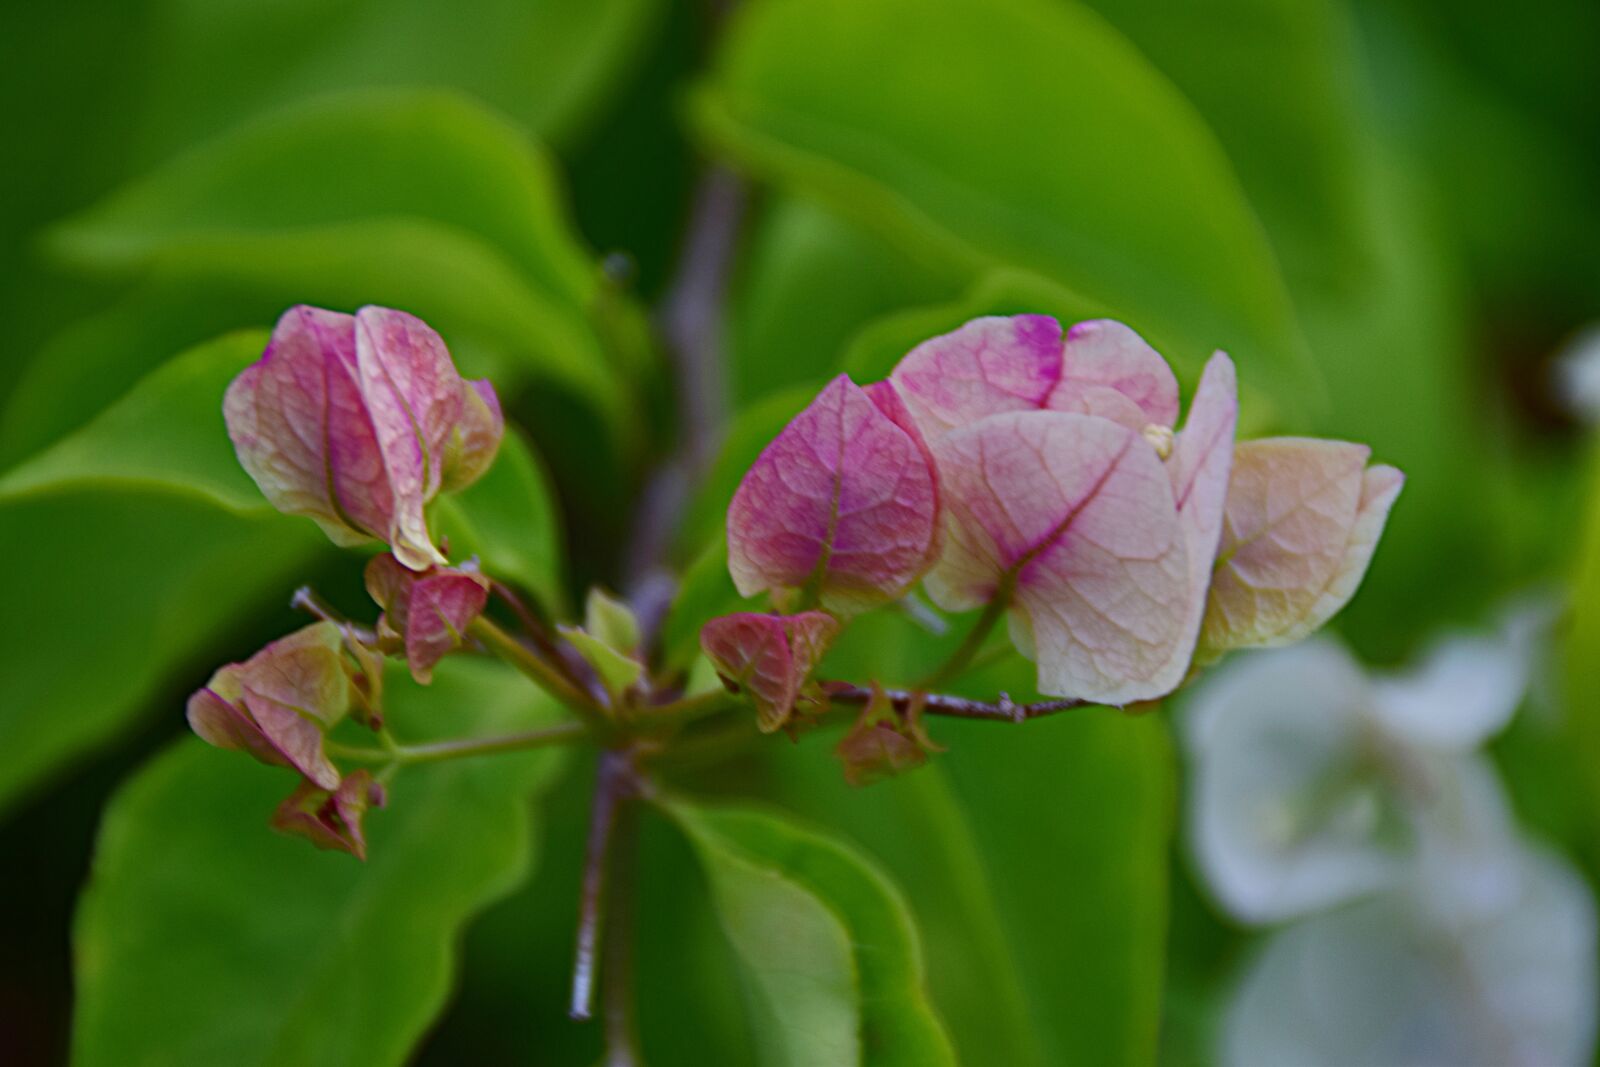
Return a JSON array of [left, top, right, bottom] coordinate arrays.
[[697, 0, 1318, 407], [664, 797, 956, 1067], [0, 334, 326, 813], [72, 657, 572, 1067]]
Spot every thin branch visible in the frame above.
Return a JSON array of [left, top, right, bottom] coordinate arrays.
[[571, 749, 639, 1022], [291, 585, 376, 645], [917, 578, 1014, 689], [325, 720, 591, 766], [823, 683, 1090, 723], [624, 166, 748, 589]]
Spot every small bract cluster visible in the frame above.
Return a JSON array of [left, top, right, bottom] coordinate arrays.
[[189, 305, 504, 855], [705, 315, 1403, 738]]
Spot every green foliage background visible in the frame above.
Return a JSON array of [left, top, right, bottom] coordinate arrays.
[[0, 0, 1595, 1063]]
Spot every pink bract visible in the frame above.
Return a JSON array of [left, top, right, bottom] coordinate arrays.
[[727, 374, 940, 614], [700, 611, 840, 732], [224, 305, 502, 571]]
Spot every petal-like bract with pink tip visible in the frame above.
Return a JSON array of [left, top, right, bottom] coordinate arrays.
[[700, 611, 840, 732], [1199, 439, 1403, 657], [1167, 352, 1239, 658], [271, 770, 386, 861], [727, 375, 939, 614], [185, 621, 352, 789], [440, 378, 505, 493], [889, 315, 1063, 438], [926, 411, 1190, 703], [225, 304, 486, 570], [1046, 319, 1181, 430]]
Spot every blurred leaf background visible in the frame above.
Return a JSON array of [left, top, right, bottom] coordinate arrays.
[[0, 0, 1595, 1063]]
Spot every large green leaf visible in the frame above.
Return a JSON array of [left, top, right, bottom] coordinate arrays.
[[1081, 0, 1374, 288], [123, 0, 663, 164], [697, 0, 1318, 407], [664, 797, 956, 1067], [0, 333, 327, 812], [774, 609, 1175, 1065], [72, 657, 571, 1067], [726, 197, 956, 405], [12, 91, 633, 463]]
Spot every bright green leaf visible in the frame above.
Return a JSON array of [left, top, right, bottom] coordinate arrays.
[[697, 0, 1319, 409], [0, 333, 327, 813], [559, 626, 644, 699], [72, 657, 571, 1067], [664, 797, 957, 1067], [123, 0, 664, 163], [433, 428, 566, 613]]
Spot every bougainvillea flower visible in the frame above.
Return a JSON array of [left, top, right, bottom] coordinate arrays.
[[700, 611, 840, 732], [186, 621, 354, 789], [271, 770, 387, 861], [888, 315, 1179, 439], [726, 375, 940, 614], [924, 410, 1191, 704], [1166, 352, 1239, 653], [224, 305, 503, 571], [1199, 438, 1404, 658], [365, 552, 490, 684]]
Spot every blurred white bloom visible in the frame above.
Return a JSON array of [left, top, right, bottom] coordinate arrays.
[[1554, 322, 1600, 423], [1183, 608, 1541, 924], [1223, 844, 1597, 1067]]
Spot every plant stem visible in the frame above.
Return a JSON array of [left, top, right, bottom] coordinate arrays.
[[571, 749, 637, 1022], [600, 792, 642, 1066], [290, 585, 376, 645], [326, 720, 591, 766], [918, 577, 1014, 689], [823, 683, 1090, 723], [470, 615, 597, 716]]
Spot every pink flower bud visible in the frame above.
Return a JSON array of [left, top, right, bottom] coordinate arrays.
[[186, 622, 354, 789], [365, 552, 490, 684], [700, 611, 840, 732], [271, 769, 386, 861], [833, 687, 940, 787], [1199, 438, 1403, 658], [224, 305, 503, 571], [727, 375, 940, 614]]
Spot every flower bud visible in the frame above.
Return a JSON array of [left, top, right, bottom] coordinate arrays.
[[700, 611, 840, 732], [726, 375, 940, 615], [365, 552, 490, 684], [186, 621, 354, 789], [224, 305, 503, 571], [271, 769, 386, 861], [1199, 438, 1404, 659], [833, 686, 941, 786]]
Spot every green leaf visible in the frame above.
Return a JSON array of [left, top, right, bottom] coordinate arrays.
[[17, 90, 633, 460], [49, 89, 589, 298], [122, 0, 664, 161], [0, 333, 327, 813], [697, 0, 1318, 408], [433, 428, 566, 613], [664, 797, 957, 1067], [72, 657, 571, 1067], [2, 218, 625, 472], [782, 609, 1174, 1065], [727, 197, 956, 404]]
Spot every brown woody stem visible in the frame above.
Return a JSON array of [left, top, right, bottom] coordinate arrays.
[[570, 749, 639, 1022], [822, 683, 1090, 723]]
